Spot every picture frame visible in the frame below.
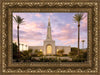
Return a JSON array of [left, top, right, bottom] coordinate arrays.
[[0, 0, 99, 74]]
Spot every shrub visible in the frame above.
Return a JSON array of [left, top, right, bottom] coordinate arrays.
[[40, 57, 58, 62], [31, 58, 40, 62], [61, 59, 69, 62], [72, 52, 87, 62], [69, 47, 78, 56], [57, 49, 64, 56], [62, 54, 68, 56], [34, 49, 43, 56], [72, 58, 86, 62]]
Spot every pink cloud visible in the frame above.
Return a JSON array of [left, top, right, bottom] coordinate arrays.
[[50, 13, 53, 16], [35, 13, 42, 17], [52, 23, 77, 41], [64, 39, 77, 45], [52, 20, 87, 46], [47, 13, 53, 18], [13, 39, 43, 46], [13, 21, 46, 45], [19, 21, 46, 33]]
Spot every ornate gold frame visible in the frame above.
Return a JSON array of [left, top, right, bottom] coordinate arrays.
[[0, 0, 99, 74]]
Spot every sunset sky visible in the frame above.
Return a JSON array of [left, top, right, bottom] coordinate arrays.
[[13, 12, 87, 49]]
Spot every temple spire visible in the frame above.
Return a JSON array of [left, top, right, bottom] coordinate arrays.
[[48, 17, 50, 26], [46, 17, 52, 40]]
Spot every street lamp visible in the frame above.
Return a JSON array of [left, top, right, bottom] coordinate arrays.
[[81, 40, 85, 49]]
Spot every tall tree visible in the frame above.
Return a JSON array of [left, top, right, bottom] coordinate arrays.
[[73, 13, 84, 55], [13, 43, 18, 59], [13, 15, 24, 59]]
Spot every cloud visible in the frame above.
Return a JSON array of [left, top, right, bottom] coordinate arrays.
[[50, 13, 53, 16], [13, 12, 87, 48], [52, 23, 77, 41], [52, 20, 87, 46], [13, 21, 46, 43], [13, 39, 43, 46], [18, 21, 46, 34], [35, 13, 42, 17], [64, 39, 77, 45]]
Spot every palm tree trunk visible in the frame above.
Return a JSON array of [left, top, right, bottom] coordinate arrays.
[[17, 24, 20, 59], [78, 24, 80, 55]]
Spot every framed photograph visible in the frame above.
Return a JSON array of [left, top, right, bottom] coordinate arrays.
[[0, 0, 99, 75], [12, 12, 88, 63]]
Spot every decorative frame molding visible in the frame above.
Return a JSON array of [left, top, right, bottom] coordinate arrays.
[[0, 0, 99, 74]]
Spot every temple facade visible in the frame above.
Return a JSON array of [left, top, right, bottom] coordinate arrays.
[[29, 18, 71, 55]]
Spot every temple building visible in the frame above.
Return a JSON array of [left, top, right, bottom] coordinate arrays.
[[29, 18, 71, 55]]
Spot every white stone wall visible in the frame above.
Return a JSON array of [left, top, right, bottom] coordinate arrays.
[[55, 46, 71, 54], [29, 45, 71, 55]]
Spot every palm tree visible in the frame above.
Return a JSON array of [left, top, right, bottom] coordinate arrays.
[[25, 45, 27, 50], [73, 13, 84, 55], [13, 15, 24, 59]]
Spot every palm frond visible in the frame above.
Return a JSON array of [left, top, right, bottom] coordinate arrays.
[[13, 15, 24, 24], [13, 16, 17, 22], [73, 13, 84, 24]]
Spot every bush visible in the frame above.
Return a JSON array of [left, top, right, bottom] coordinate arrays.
[[39, 57, 58, 62], [57, 49, 64, 56], [31, 54, 38, 57], [61, 59, 69, 62], [31, 58, 40, 62], [72, 52, 87, 62], [69, 47, 78, 56], [62, 54, 68, 56], [72, 57, 86, 62]]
